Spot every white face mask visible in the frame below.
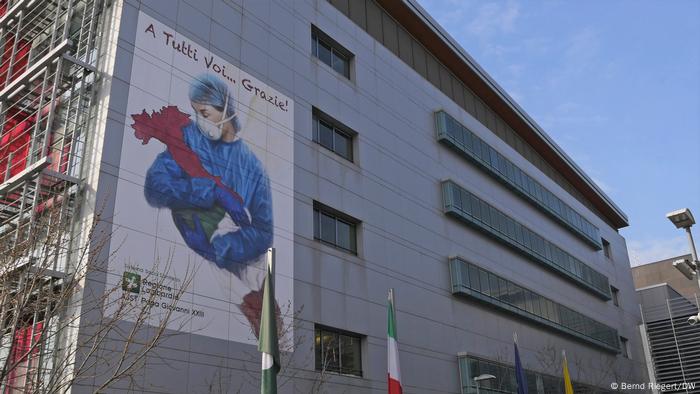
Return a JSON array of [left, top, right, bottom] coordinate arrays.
[[195, 91, 236, 141], [195, 112, 236, 140]]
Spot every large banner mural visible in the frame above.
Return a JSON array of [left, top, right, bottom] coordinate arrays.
[[107, 11, 294, 345]]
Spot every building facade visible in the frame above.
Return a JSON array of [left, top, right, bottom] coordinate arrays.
[[0, 0, 648, 393]]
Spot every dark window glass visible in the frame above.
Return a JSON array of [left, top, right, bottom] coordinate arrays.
[[498, 278, 508, 301], [312, 28, 352, 79], [460, 261, 470, 287], [532, 293, 542, 316], [320, 212, 336, 244], [462, 189, 473, 216], [340, 334, 361, 374], [451, 184, 462, 209], [313, 111, 354, 161], [506, 217, 515, 239], [479, 139, 491, 164], [318, 40, 332, 65], [488, 146, 498, 168], [602, 238, 612, 259], [505, 161, 515, 182], [332, 50, 349, 76], [334, 130, 352, 160], [488, 206, 499, 230], [489, 273, 500, 298], [469, 264, 481, 291], [480, 200, 491, 226], [314, 204, 358, 254], [525, 290, 534, 314], [513, 285, 526, 310], [313, 209, 320, 239], [479, 269, 490, 295], [318, 119, 334, 150], [454, 122, 465, 147], [611, 286, 620, 307], [464, 129, 474, 151], [336, 219, 352, 251], [522, 227, 532, 249], [506, 281, 518, 305], [316, 328, 340, 372], [315, 326, 363, 376]]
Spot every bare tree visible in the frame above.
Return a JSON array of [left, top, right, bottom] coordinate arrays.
[[0, 205, 194, 393]]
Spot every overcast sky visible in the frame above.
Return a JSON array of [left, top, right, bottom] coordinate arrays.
[[416, 0, 700, 266]]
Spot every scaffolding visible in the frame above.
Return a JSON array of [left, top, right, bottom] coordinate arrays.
[[0, 0, 103, 391]]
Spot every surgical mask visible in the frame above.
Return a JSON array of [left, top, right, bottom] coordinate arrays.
[[196, 113, 236, 140], [195, 89, 236, 140]]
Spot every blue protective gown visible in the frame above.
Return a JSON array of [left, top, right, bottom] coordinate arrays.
[[144, 121, 273, 275]]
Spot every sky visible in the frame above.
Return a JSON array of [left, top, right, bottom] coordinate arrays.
[[416, 0, 700, 267]]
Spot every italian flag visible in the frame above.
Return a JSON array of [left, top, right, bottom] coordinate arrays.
[[259, 249, 279, 394], [388, 288, 403, 394]]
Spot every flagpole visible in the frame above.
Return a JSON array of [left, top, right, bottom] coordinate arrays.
[[513, 331, 528, 394], [259, 248, 279, 394], [387, 288, 403, 394], [562, 349, 574, 394]]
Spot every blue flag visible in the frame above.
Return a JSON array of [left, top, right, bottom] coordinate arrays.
[[514, 342, 528, 394]]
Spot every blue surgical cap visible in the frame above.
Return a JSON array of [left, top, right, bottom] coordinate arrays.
[[189, 74, 240, 131]]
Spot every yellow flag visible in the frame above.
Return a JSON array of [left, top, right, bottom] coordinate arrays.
[[563, 350, 574, 394]]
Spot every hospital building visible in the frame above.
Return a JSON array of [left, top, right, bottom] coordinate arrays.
[[0, 0, 649, 393]]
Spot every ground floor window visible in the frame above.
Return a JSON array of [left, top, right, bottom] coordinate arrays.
[[314, 325, 362, 376]]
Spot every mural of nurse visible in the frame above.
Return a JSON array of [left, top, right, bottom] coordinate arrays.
[[132, 74, 274, 337]]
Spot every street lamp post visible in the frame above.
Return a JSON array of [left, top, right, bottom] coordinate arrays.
[[473, 374, 496, 394], [667, 208, 700, 325], [668, 209, 699, 286]]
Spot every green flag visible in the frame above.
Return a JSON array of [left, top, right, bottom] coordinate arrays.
[[259, 248, 279, 394]]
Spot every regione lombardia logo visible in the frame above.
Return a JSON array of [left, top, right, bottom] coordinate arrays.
[[122, 272, 141, 294]]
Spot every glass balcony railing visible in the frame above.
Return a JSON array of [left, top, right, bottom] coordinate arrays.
[[442, 180, 611, 300], [450, 257, 619, 352], [436, 111, 602, 250]]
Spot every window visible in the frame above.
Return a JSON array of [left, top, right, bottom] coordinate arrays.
[[441, 180, 611, 300], [449, 257, 619, 352], [315, 325, 362, 376], [620, 336, 629, 358], [313, 202, 358, 254], [311, 26, 352, 79], [611, 286, 620, 307], [312, 109, 354, 161], [434, 111, 603, 250], [602, 238, 612, 259]]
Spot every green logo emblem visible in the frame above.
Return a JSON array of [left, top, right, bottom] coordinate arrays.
[[122, 272, 141, 293]]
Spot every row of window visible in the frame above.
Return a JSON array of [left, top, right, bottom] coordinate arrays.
[[449, 257, 619, 351], [312, 323, 626, 384], [436, 111, 602, 249], [459, 355, 617, 394], [442, 180, 611, 299]]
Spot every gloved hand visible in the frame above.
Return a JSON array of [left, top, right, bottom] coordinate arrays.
[[174, 214, 217, 263], [214, 186, 251, 226]]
